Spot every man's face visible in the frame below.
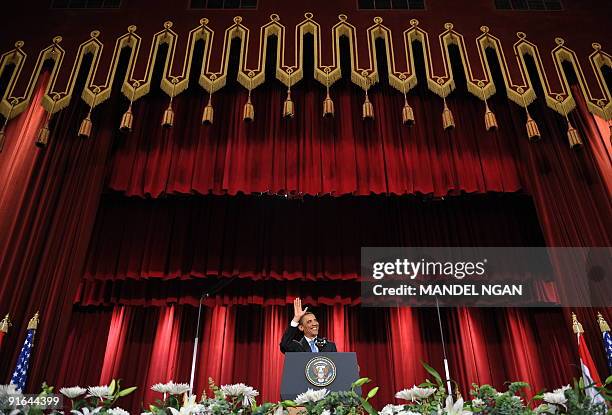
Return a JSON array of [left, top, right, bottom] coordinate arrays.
[[298, 313, 319, 338]]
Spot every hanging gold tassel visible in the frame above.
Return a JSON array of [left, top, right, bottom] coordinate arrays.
[[525, 114, 540, 140], [401, 83, 414, 125], [78, 114, 92, 138], [202, 92, 214, 125], [35, 120, 50, 148], [566, 120, 582, 149], [0, 101, 14, 153], [0, 125, 6, 153], [243, 94, 254, 122], [362, 91, 374, 120], [79, 87, 99, 138], [283, 69, 295, 119], [484, 103, 498, 131], [323, 92, 334, 118], [161, 104, 175, 128], [479, 84, 497, 131], [521, 91, 540, 140], [442, 97, 455, 130], [120, 106, 134, 132], [323, 68, 334, 118], [162, 78, 178, 128], [36, 94, 59, 148], [120, 82, 138, 133], [283, 89, 295, 118], [402, 99, 415, 125]]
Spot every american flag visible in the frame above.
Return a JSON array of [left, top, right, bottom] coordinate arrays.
[[10, 328, 36, 392], [603, 330, 612, 374]]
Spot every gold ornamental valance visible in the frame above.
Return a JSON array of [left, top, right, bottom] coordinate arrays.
[[0, 13, 610, 121]]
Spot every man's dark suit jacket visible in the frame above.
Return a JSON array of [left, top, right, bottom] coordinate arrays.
[[279, 324, 338, 354]]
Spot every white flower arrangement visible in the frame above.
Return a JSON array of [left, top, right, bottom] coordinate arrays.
[[0, 384, 21, 397], [395, 385, 437, 402], [294, 388, 329, 404], [441, 396, 473, 415], [107, 407, 130, 415], [220, 383, 260, 406], [60, 386, 87, 399], [87, 385, 113, 399]]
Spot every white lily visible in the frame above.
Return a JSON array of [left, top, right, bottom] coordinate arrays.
[[441, 396, 472, 415], [168, 394, 207, 415]]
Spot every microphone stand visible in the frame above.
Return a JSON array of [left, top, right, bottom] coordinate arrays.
[[435, 297, 453, 396], [189, 292, 207, 396]]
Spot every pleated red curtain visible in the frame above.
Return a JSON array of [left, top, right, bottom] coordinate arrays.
[[56, 304, 590, 413]]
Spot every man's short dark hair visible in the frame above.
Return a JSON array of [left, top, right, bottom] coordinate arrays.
[[298, 311, 315, 325]]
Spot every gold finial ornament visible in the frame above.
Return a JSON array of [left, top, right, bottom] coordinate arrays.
[[243, 71, 255, 122], [283, 68, 295, 119], [0, 314, 11, 333], [442, 96, 455, 130], [120, 81, 139, 132], [323, 67, 334, 118], [572, 313, 584, 334], [202, 91, 214, 125], [0, 98, 18, 153], [27, 312, 40, 330], [161, 78, 178, 128], [36, 93, 60, 148], [598, 313, 610, 333]]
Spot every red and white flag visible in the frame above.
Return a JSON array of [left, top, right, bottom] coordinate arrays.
[[573, 313, 605, 405]]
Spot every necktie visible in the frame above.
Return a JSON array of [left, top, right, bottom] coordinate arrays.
[[309, 339, 318, 352]]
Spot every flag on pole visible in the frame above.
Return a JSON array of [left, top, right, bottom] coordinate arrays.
[[0, 314, 10, 351], [597, 313, 612, 374], [572, 313, 604, 405], [10, 312, 39, 392]]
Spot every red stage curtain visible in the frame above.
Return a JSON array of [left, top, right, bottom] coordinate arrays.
[[0, 73, 119, 388], [56, 304, 591, 413], [78, 194, 545, 285], [106, 79, 524, 197]]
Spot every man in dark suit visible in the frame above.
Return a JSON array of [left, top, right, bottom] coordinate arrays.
[[280, 297, 337, 353]]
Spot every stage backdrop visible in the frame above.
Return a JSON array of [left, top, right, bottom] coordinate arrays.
[[0, 40, 610, 414]]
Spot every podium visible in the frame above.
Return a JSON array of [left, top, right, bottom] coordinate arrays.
[[280, 352, 360, 400]]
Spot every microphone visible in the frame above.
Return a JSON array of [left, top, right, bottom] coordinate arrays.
[[314, 337, 327, 349]]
